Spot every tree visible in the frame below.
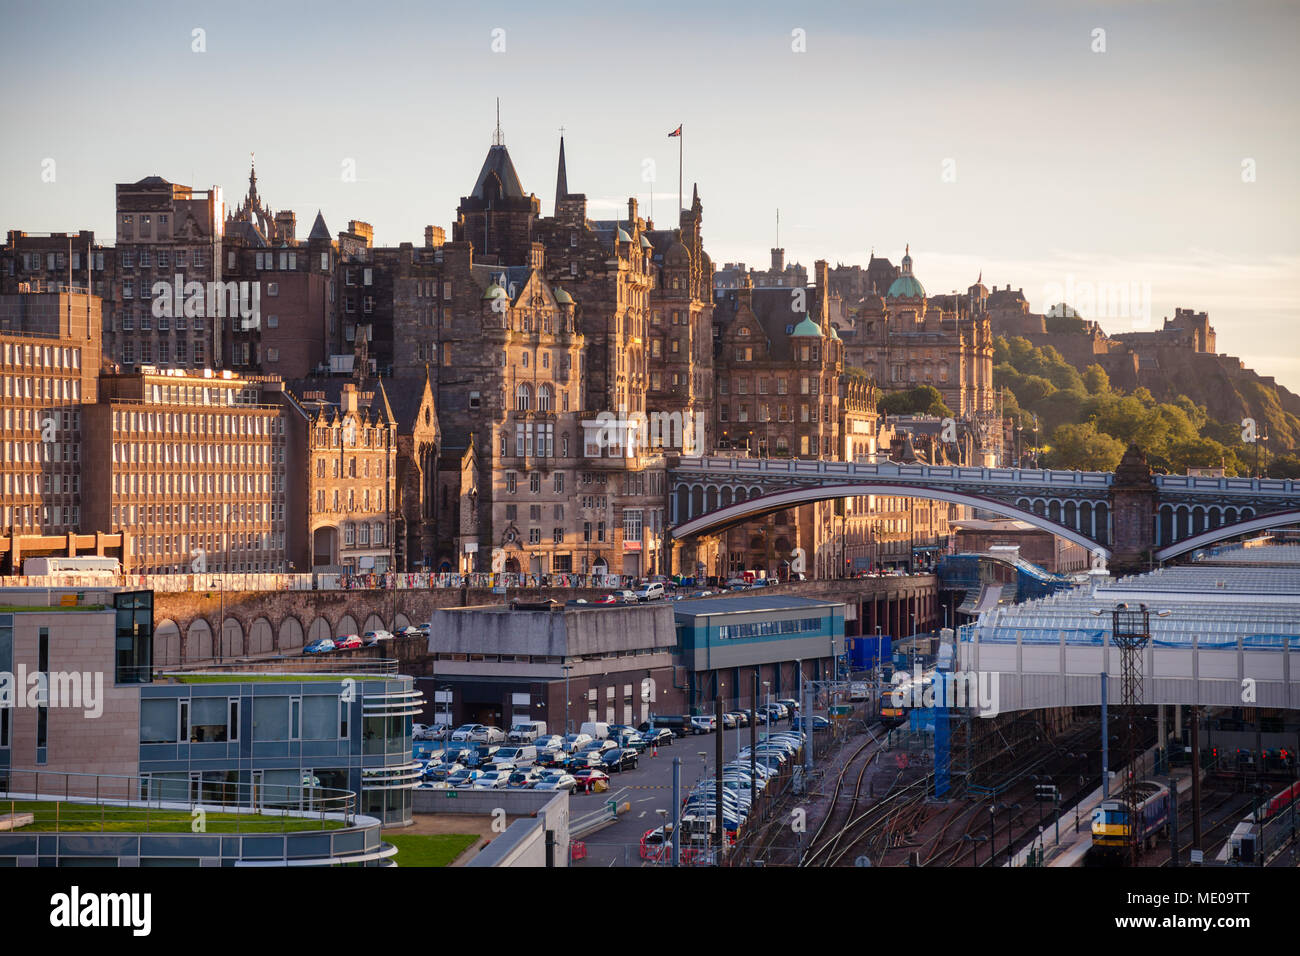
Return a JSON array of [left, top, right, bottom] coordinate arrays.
[[1045, 421, 1126, 471], [1083, 364, 1110, 395], [878, 385, 952, 419]]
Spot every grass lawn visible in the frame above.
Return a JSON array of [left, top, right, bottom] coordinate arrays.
[[3, 800, 345, 833], [384, 832, 479, 867], [167, 674, 371, 683]]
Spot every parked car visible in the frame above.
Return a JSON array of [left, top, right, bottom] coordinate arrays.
[[689, 715, 717, 734], [445, 769, 484, 789], [534, 734, 564, 751], [792, 715, 831, 732], [572, 769, 611, 792], [724, 578, 750, 590], [451, 724, 504, 744], [395, 625, 422, 638], [533, 770, 578, 794], [579, 722, 612, 741], [472, 769, 512, 790], [578, 739, 617, 755], [413, 723, 450, 742], [333, 634, 362, 650], [776, 698, 800, 715], [362, 629, 394, 646], [507, 721, 547, 743], [562, 733, 594, 751], [719, 713, 738, 729], [640, 715, 692, 738], [640, 727, 673, 748], [507, 768, 545, 789], [600, 748, 640, 772], [492, 745, 537, 766], [635, 582, 666, 602], [302, 638, 335, 655], [608, 590, 638, 604], [567, 750, 607, 771]]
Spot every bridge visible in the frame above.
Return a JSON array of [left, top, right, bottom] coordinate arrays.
[[669, 445, 1300, 571]]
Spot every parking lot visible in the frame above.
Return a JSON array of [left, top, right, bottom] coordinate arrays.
[[412, 714, 814, 866]]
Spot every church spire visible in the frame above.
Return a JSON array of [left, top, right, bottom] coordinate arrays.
[[555, 132, 569, 214]]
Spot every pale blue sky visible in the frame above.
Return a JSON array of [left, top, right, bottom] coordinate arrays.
[[2, 0, 1297, 386]]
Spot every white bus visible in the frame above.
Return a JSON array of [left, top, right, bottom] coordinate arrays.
[[22, 556, 121, 580]]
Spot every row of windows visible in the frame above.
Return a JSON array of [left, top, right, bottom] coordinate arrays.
[[130, 530, 284, 557], [0, 342, 82, 370], [113, 470, 280, 498], [112, 500, 281, 526], [0, 374, 82, 403], [2, 504, 79, 530], [112, 408, 277, 435], [719, 403, 832, 424], [0, 441, 79, 465], [715, 616, 825, 641], [315, 488, 388, 513], [112, 440, 277, 467], [0, 472, 80, 497], [120, 340, 205, 365], [341, 521, 386, 547], [140, 695, 347, 745]]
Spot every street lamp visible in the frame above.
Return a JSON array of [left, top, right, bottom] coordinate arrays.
[[562, 663, 575, 736]]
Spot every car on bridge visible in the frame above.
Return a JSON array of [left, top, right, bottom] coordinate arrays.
[[334, 634, 363, 650], [303, 638, 335, 655]]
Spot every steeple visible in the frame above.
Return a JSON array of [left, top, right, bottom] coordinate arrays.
[[555, 134, 569, 214]]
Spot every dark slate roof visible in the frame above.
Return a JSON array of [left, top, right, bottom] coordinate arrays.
[[307, 210, 331, 241], [714, 287, 820, 362], [132, 175, 171, 187], [471, 264, 533, 299], [287, 378, 396, 425], [226, 220, 267, 247], [470, 144, 526, 200], [381, 375, 433, 432]]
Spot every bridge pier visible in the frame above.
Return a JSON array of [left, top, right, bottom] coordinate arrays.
[[1108, 445, 1158, 575]]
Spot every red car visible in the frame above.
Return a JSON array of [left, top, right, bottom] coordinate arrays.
[[571, 769, 610, 792], [334, 634, 362, 650]]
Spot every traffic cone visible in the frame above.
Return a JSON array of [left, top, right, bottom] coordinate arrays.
[[653, 743, 659, 758]]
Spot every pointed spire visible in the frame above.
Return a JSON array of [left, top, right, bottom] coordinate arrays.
[[692, 182, 700, 205], [492, 97, 504, 146], [555, 134, 569, 213], [308, 210, 330, 241], [375, 379, 397, 425]]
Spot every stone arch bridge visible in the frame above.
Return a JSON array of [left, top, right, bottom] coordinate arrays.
[[669, 447, 1300, 572]]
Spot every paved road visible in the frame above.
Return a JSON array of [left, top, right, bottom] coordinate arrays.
[[568, 719, 812, 866]]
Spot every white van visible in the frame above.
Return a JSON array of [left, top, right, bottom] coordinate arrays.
[[491, 745, 538, 766], [579, 721, 611, 740], [635, 582, 666, 602], [508, 720, 547, 743]]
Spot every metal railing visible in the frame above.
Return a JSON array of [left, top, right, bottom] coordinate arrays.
[[1, 768, 357, 834]]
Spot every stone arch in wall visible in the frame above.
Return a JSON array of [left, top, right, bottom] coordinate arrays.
[[219, 617, 244, 657], [278, 615, 305, 652], [186, 619, 213, 661], [155, 619, 181, 667], [308, 617, 332, 644], [363, 613, 386, 634], [394, 612, 412, 629], [247, 617, 274, 656], [336, 614, 360, 638]]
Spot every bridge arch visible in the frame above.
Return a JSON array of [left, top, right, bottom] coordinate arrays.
[[155, 619, 181, 667], [247, 617, 274, 656], [278, 615, 305, 652], [1154, 508, 1300, 561], [672, 481, 1110, 558]]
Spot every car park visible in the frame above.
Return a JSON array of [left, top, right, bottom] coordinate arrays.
[[303, 638, 335, 655], [333, 634, 363, 650], [600, 748, 640, 772]]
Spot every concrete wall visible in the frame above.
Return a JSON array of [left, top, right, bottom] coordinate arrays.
[[411, 788, 569, 867], [429, 602, 676, 658]]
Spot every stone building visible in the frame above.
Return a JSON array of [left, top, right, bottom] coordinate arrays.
[[0, 290, 103, 571], [286, 380, 399, 572], [80, 368, 294, 574]]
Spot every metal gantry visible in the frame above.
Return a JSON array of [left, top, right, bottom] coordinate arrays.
[[1112, 604, 1151, 868]]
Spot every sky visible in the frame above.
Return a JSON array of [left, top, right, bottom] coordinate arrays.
[[2, 0, 1297, 386]]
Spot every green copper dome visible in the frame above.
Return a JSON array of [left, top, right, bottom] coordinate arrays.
[[482, 282, 506, 302], [887, 274, 926, 299], [791, 315, 822, 337], [553, 287, 573, 305], [617, 228, 632, 243]]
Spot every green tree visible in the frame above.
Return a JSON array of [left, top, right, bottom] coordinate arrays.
[[1045, 422, 1126, 471], [1082, 364, 1110, 395]]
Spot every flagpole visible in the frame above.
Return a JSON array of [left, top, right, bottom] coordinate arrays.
[[678, 124, 683, 226]]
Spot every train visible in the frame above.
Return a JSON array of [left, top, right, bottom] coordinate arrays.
[[1091, 781, 1170, 856], [1217, 779, 1300, 864]]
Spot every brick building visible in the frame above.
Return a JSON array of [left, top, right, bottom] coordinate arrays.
[[0, 290, 103, 571], [81, 369, 293, 574]]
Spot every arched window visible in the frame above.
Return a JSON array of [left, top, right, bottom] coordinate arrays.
[[515, 384, 532, 411], [537, 384, 553, 412]]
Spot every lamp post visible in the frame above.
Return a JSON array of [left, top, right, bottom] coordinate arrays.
[[562, 663, 574, 736]]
